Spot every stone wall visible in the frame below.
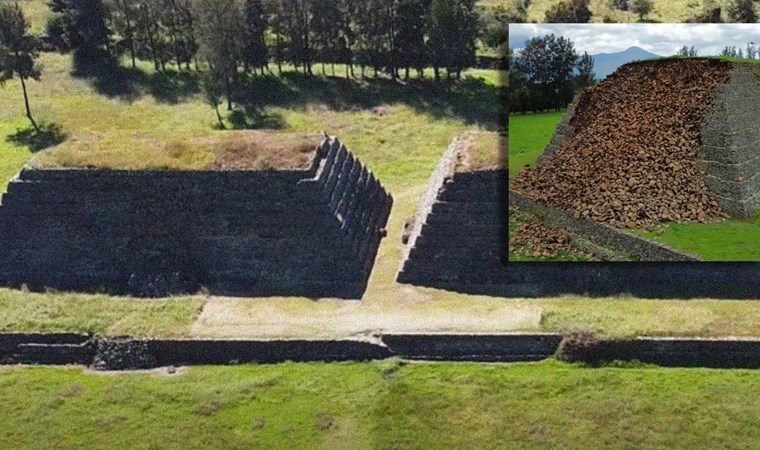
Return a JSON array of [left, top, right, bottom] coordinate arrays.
[[537, 94, 581, 163], [700, 64, 760, 217], [3, 333, 759, 370], [509, 190, 702, 261], [0, 137, 392, 299], [397, 136, 509, 287]]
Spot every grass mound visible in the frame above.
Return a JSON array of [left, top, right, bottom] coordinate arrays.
[[455, 131, 503, 172], [31, 131, 322, 171]]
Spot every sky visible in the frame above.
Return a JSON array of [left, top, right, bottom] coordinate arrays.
[[509, 24, 760, 56]]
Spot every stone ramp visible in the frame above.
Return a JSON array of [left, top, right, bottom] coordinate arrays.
[[0, 136, 392, 299]]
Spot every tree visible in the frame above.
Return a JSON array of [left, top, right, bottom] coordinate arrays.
[[609, 0, 629, 11], [727, 0, 757, 23], [0, 3, 42, 132], [514, 34, 579, 111], [575, 51, 596, 88], [110, 0, 137, 67], [310, 0, 341, 76], [133, 0, 169, 71], [631, 0, 653, 20], [676, 45, 698, 57], [281, 0, 314, 74], [428, 0, 478, 80], [544, 0, 592, 23], [241, 0, 269, 75], [481, 5, 511, 49], [201, 70, 226, 128], [720, 45, 738, 57], [746, 41, 757, 59], [49, 0, 112, 55], [687, 1, 722, 23], [194, 0, 243, 110], [396, 0, 429, 79]]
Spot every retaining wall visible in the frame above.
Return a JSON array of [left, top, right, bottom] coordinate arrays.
[[2, 333, 759, 370], [0, 137, 392, 299], [700, 64, 760, 217], [509, 190, 701, 261], [537, 94, 581, 163], [397, 136, 510, 287]]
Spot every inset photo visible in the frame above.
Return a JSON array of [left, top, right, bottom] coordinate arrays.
[[508, 24, 760, 262]]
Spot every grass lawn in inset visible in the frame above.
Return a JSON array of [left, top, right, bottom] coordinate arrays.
[[0, 361, 758, 449], [635, 211, 760, 261], [508, 111, 563, 179]]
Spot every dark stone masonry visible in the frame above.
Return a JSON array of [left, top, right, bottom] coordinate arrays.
[[0, 137, 392, 299], [396, 136, 509, 290], [700, 64, 760, 217]]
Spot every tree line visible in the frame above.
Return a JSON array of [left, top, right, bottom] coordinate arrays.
[[508, 34, 595, 114], [505, 0, 759, 23], [46, 0, 487, 82]]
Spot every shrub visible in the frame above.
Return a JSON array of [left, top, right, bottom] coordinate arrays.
[[556, 330, 601, 363]]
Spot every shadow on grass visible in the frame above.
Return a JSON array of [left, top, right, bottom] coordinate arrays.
[[6, 123, 68, 152], [71, 50, 502, 128], [71, 50, 200, 104], [228, 108, 287, 130], [234, 71, 504, 129]]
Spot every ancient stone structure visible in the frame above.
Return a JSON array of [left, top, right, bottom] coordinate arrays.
[[509, 190, 701, 261], [0, 137, 392, 298], [700, 64, 760, 217], [397, 134, 509, 290], [528, 59, 758, 220]]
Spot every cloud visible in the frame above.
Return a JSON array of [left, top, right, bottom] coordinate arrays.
[[509, 24, 760, 56]]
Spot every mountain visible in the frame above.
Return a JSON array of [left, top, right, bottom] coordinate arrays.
[[590, 46, 662, 80]]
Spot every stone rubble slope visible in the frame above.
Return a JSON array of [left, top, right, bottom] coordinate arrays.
[[513, 59, 733, 230]]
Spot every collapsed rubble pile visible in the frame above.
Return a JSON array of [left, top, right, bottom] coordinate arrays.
[[513, 59, 732, 229], [509, 217, 594, 261]]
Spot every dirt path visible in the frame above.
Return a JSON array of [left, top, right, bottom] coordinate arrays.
[[189, 182, 541, 339], [190, 292, 541, 339]]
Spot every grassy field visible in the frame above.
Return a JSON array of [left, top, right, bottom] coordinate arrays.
[[523, 0, 757, 23], [0, 361, 758, 449], [635, 211, 760, 261], [508, 111, 563, 179], [5, 287, 759, 338], [0, 289, 204, 337], [1, 52, 500, 177], [508, 110, 760, 261]]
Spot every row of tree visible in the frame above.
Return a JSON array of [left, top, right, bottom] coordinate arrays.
[[720, 42, 760, 58], [508, 34, 595, 114], [47, 0, 485, 81], [506, 0, 759, 23]]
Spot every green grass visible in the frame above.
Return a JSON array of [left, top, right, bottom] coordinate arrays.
[[0, 361, 758, 449], [15, 0, 52, 34], [507, 111, 563, 179], [539, 297, 760, 338], [524, 0, 756, 23], [4, 287, 757, 339], [634, 212, 760, 261], [0, 119, 35, 194], [0, 288, 204, 337], [0, 53, 500, 183]]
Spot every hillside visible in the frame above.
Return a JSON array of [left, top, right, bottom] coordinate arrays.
[[591, 46, 661, 79], [524, 0, 757, 23]]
